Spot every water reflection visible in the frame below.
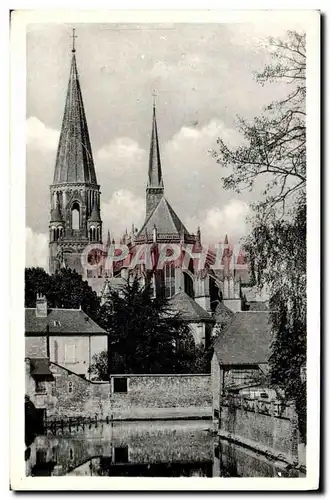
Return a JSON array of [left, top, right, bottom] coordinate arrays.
[[25, 420, 304, 478]]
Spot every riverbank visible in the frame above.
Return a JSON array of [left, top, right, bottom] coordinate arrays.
[[218, 429, 306, 475]]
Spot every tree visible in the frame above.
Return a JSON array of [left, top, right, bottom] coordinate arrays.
[[214, 31, 307, 441], [25, 267, 51, 307], [96, 276, 204, 375], [89, 350, 109, 381], [25, 267, 101, 323], [214, 31, 306, 217]]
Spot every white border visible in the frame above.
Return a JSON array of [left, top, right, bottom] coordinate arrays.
[[10, 9, 320, 491]]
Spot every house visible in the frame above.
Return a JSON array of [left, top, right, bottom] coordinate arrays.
[[211, 311, 273, 424], [25, 294, 108, 378]]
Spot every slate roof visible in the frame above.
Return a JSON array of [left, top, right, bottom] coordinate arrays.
[[53, 51, 97, 185], [169, 291, 214, 323], [25, 308, 106, 335], [213, 301, 234, 324], [87, 277, 125, 296], [246, 301, 269, 312], [138, 197, 189, 237], [213, 311, 273, 365], [29, 358, 54, 379]]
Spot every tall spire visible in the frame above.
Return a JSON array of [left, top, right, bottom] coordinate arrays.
[[147, 98, 163, 189], [145, 98, 164, 220], [53, 31, 97, 185]]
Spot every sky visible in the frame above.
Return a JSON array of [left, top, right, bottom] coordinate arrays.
[[26, 20, 306, 269]]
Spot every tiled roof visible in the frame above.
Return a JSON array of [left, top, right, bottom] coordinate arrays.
[[138, 197, 189, 237], [169, 291, 213, 322], [213, 311, 273, 365], [29, 358, 54, 378], [25, 308, 106, 335]]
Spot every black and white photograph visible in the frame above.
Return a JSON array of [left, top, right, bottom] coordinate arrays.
[[9, 9, 320, 490]]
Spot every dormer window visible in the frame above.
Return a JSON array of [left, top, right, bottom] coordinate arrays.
[[53, 320, 61, 327]]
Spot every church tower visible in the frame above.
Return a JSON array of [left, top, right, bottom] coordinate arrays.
[[49, 30, 102, 276]]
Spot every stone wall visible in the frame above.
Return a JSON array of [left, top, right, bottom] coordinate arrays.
[[47, 363, 110, 419], [211, 354, 221, 427], [220, 394, 299, 462], [25, 336, 48, 358], [109, 374, 212, 419], [27, 362, 212, 420]]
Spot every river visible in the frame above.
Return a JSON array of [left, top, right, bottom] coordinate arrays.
[[25, 419, 303, 478]]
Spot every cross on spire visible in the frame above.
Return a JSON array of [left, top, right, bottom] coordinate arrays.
[[152, 89, 157, 109], [70, 28, 77, 53]]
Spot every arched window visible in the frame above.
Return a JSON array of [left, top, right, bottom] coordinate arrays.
[[71, 202, 80, 230], [184, 271, 194, 298], [89, 227, 93, 241], [164, 264, 176, 298]]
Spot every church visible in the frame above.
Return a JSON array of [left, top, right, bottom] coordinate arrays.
[[48, 33, 268, 346]]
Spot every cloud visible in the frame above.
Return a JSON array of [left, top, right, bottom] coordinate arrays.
[[96, 137, 148, 205], [101, 189, 145, 240], [97, 137, 147, 165], [26, 116, 60, 151], [184, 199, 250, 245], [26, 227, 48, 270]]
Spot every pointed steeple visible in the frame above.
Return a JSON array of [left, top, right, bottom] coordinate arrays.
[[53, 33, 97, 185], [106, 230, 111, 247], [145, 99, 165, 220], [148, 101, 164, 189], [49, 31, 103, 276]]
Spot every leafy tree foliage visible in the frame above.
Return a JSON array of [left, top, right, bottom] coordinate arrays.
[[25, 267, 101, 323], [94, 276, 209, 376], [215, 31, 306, 217], [214, 31, 307, 441]]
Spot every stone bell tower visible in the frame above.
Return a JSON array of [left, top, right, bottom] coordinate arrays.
[[49, 29, 102, 276]]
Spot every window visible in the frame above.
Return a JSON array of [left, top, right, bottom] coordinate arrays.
[[164, 264, 175, 298], [114, 446, 129, 463], [35, 380, 46, 393], [113, 377, 128, 393], [71, 202, 80, 230], [65, 344, 76, 363], [68, 381, 73, 393], [54, 340, 59, 364]]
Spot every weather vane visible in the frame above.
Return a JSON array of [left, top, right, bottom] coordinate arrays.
[[70, 28, 77, 53]]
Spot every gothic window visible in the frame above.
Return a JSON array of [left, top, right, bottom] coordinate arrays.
[[164, 264, 175, 298], [71, 202, 80, 230], [184, 271, 194, 298]]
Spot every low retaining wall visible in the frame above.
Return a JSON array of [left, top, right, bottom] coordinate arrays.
[[32, 363, 212, 420], [219, 394, 300, 463], [109, 374, 212, 420]]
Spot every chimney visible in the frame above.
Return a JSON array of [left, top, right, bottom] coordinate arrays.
[[36, 293, 48, 318]]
